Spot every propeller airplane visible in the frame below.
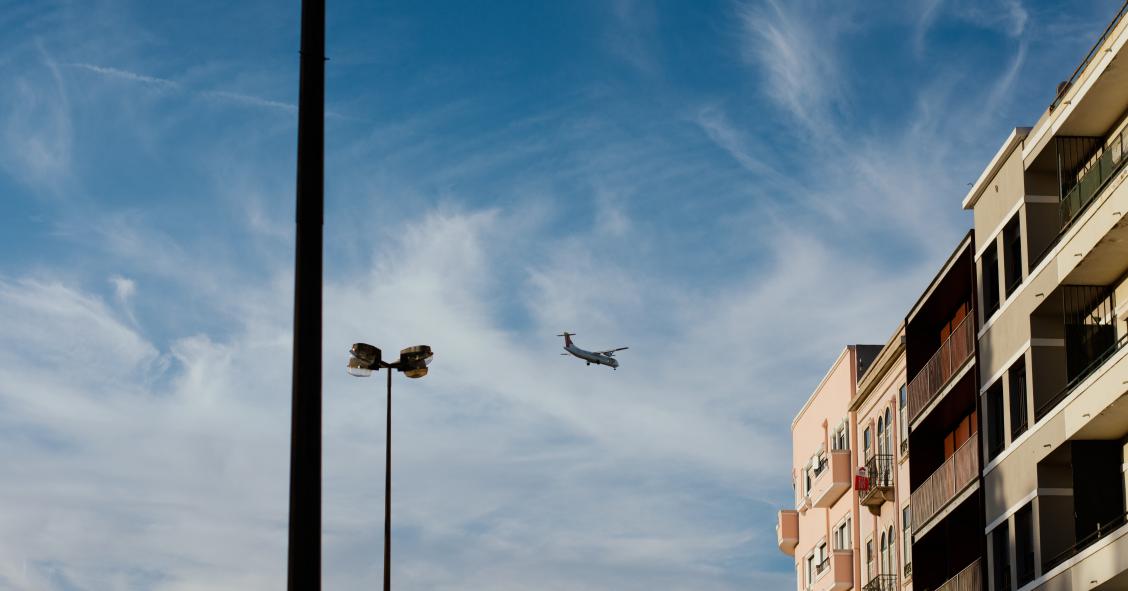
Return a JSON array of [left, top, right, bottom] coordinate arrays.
[[558, 332, 628, 369]]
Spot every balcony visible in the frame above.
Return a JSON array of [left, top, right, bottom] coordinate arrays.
[[810, 450, 852, 508], [858, 454, 894, 511], [911, 431, 979, 533], [1059, 126, 1128, 230], [797, 486, 811, 513], [861, 574, 897, 591], [935, 558, 982, 591], [907, 312, 974, 424], [777, 509, 798, 555], [823, 550, 854, 591]]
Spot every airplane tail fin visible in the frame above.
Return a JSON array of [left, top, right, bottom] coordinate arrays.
[[556, 332, 574, 347]]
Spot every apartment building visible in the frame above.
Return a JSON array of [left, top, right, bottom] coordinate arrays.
[[778, 344, 909, 591], [962, 5, 1128, 590], [850, 325, 913, 591], [904, 234, 986, 590]]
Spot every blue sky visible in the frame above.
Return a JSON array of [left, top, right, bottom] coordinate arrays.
[[0, 0, 1120, 589]]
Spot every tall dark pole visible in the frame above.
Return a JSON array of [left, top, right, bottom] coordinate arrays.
[[384, 367, 393, 591], [287, 0, 325, 589]]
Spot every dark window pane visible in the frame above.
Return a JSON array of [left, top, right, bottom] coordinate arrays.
[[987, 381, 1005, 459], [1016, 504, 1035, 585], [993, 527, 1011, 591], [983, 242, 1001, 316], [1009, 361, 1027, 439], [1003, 216, 1022, 296]]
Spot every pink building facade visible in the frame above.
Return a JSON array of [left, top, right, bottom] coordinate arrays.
[[779, 335, 913, 591]]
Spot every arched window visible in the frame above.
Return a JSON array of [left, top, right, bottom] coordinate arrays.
[[884, 408, 893, 454], [887, 526, 896, 574], [879, 532, 887, 574], [876, 417, 885, 454]]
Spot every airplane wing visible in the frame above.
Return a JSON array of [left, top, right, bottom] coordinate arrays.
[[595, 347, 629, 355]]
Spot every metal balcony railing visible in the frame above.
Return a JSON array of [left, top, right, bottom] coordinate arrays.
[[911, 432, 979, 532], [815, 557, 830, 576], [1050, 1, 1128, 111], [1035, 333, 1127, 421], [1044, 510, 1128, 571], [907, 313, 974, 424], [859, 454, 894, 507], [936, 558, 982, 591], [861, 574, 897, 591]]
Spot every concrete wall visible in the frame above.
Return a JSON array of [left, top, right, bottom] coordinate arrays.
[[973, 147, 1028, 254]]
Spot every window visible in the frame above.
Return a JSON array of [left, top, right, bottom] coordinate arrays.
[[806, 553, 815, 588], [834, 517, 852, 550], [1015, 504, 1035, 586], [902, 506, 912, 571], [886, 526, 895, 574], [832, 422, 849, 451], [884, 408, 893, 454], [1003, 215, 1022, 296], [986, 380, 1005, 460], [899, 384, 908, 455], [992, 525, 1011, 591], [863, 426, 872, 458], [812, 452, 827, 477], [983, 242, 1001, 317], [879, 532, 887, 575], [1008, 360, 1028, 440], [865, 538, 874, 580], [876, 417, 885, 455], [816, 542, 828, 575]]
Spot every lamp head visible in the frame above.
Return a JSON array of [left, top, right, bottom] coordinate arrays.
[[347, 343, 382, 377], [398, 345, 433, 379]]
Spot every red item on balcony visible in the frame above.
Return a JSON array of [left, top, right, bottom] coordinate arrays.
[[854, 467, 869, 491]]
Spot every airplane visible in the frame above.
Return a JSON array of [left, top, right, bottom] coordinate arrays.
[[558, 332, 628, 369]]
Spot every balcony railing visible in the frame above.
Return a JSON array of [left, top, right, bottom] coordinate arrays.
[[861, 574, 897, 591], [936, 558, 981, 591], [907, 312, 974, 424], [1060, 126, 1128, 229], [858, 454, 894, 509], [911, 431, 979, 532], [815, 557, 831, 576], [1044, 509, 1128, 571], [1035, 333, 1127, 421], [1050, 1, 1128, 111]]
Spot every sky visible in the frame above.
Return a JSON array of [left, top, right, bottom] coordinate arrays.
[[0, 0, 1121, 589]]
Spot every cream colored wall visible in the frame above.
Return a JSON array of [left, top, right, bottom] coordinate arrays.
[[792, 348, 857, 589], [855, 350, 911, 588], [973, 147, 1027, 253]]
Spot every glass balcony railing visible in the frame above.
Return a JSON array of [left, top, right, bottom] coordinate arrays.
[[1060, 126, 1128, 229]]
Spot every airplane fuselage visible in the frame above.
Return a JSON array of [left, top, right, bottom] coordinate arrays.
[[564, 344, 619, 368]]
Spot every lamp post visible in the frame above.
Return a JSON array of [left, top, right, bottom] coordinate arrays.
[[288, 0, 324, 589], [347, 343, 434, 591]]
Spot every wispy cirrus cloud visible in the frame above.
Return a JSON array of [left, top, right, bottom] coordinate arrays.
[[67, 62, 296, 113]]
